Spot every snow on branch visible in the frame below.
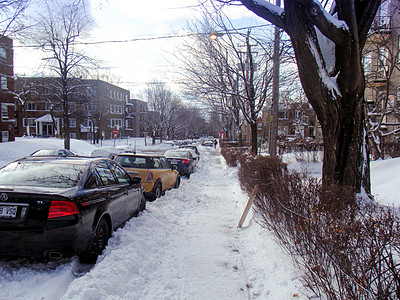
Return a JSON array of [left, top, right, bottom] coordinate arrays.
[[307, 35, 341, 99], [240, 0, 286, 30], [306, 0, 349, 46]]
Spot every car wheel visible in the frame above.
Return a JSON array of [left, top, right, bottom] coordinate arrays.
[[174, 175, 181, 188], [155, 183, 162, 198], [185, 173, 190, 179], [79, 217, 109, 264], [139, 193, 146, 212]]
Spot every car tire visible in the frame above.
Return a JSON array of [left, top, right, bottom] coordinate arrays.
[[185, 173, 190, 179], [155, 183, 162, 198], [174, 175, 181, 188], [78, 217, 109, 264], [139, 193, 146, 212]]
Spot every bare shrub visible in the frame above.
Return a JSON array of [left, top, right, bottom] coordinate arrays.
[[221, 146, 249, 167], [238, 154, 400, 299], [384, 141, 400, 158]]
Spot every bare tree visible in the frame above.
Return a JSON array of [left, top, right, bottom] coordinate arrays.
[[28, 0, 94, 149], [145, 80, 176, 143], [178, 10, 295, 154], [216, 0, 381, 195], [0, 0, 31, 36]]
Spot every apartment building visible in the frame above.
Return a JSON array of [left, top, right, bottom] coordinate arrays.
[[363, 0, 400, 147], [14, 78, 145, 141], [0, 36, 15, 142], [125, 98, 148, 137]]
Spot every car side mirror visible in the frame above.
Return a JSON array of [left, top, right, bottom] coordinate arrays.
[[171, 165, 177, 171], [131, 177, 142, 185]]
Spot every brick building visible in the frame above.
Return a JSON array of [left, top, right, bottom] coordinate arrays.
[[0, 36, 15, 142], [14, 78, 146, 141]]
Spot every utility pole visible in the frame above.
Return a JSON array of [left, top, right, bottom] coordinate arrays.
[[269, 0, 281, 157]]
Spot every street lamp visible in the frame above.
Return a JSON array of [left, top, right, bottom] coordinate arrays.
[[209, 32, 224, 40]]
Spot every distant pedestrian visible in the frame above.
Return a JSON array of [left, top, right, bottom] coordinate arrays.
[[213, 139, 217, 149]]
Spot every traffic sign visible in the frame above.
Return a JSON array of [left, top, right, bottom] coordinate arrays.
[[113, 129, 119, 137]]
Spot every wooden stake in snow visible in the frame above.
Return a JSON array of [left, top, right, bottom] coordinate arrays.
[[237, 184, 259, 228]]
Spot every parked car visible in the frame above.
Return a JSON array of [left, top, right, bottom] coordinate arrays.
[[179, 145, 200, 158], [201, 140, 214, 147], [164, 149, 196, 178], [114, 153, 180, 201], [0, 156, 145, 263], [30, 149, 76, 156], [91, 146, 122, 159]]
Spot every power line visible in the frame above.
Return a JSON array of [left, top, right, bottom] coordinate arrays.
[[14, 24, 270, 48]]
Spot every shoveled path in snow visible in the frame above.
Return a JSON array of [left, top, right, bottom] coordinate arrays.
[[62, 147, 306, 299], [62, 148, 251, 299]]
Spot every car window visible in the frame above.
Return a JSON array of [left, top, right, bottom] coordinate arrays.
[[152, 158, 161, 169], [84, 172, 101, 189], [160, 157, 170, 169], [0, 161, 84, 188], [95, 162, 117, 186], [115, 155, 147, 169], [109, 162, 131, 184]]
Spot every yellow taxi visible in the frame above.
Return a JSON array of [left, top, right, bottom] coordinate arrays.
[[114, 153, 180, 201]]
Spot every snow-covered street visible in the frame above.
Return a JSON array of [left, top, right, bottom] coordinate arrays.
[[0, 139, 306, 300]]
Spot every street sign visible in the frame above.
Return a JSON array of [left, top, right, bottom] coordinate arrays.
[[220, 131, 226, 139], [113, 129, 119, 137]]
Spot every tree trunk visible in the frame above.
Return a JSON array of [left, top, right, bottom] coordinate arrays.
[[250, 121, 258, 155], [284, 1, 370, 194]]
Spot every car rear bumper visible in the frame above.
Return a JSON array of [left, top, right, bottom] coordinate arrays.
[[0, 223, 87, 259]]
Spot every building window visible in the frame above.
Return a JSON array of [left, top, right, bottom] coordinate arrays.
[[295, 110, 303, 119], [110, 118, 123, 128], [377, 47, 389, 74], [44, 101, 52, 111], [1, 104, 8, 120], [83, 118, 92, 127], [1, 75, 7, 90], [27, 102, 37, 111], [363, 52, 372, 74], [68, 101, 76, 114], [0, 46, 6, 59], [278, 111, 288, 120], [23, 118, 36, 128], [69, 118, 76, 128]]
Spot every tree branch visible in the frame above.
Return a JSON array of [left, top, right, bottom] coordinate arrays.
[[239, 0, 287, 31]]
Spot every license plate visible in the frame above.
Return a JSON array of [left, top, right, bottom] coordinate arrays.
[[0, 205, 17, 218], [171, 160, 178, 165]]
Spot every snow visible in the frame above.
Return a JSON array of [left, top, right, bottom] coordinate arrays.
[[254, 0, 284, 17], [0, 137, 398, 299]]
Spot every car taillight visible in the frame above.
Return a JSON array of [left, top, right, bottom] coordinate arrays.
[[182, 159, 190, 164], [48, 201, 79, 219], [146, 171, 154, 181]]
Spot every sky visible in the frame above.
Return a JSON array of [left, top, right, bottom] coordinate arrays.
[[13, 0, 267, 98]]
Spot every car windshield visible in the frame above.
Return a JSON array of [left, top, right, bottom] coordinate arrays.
[[0, 160, 85, 188], [164, 151, 188, 158], [114, 155, 148, 169]]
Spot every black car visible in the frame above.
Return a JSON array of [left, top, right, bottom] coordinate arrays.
[[0, 156, 145, 263], [164, 149, 196, 178]]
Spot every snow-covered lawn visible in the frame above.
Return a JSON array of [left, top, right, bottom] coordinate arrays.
[[0, 137, 398, 299]]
